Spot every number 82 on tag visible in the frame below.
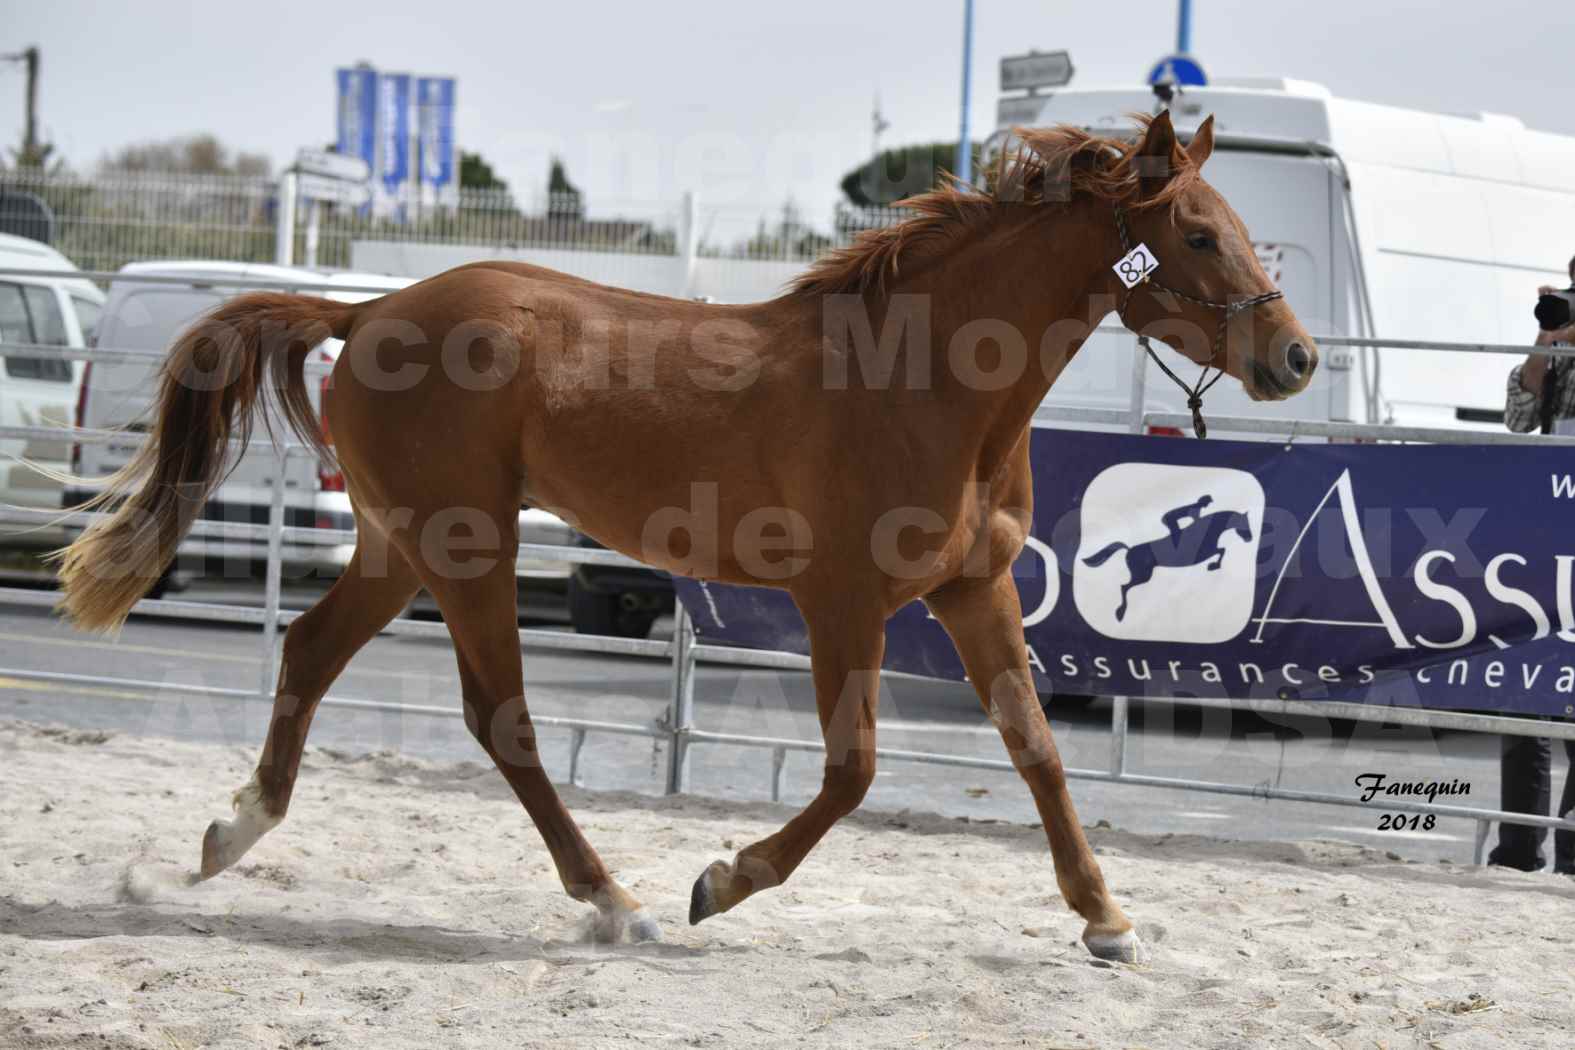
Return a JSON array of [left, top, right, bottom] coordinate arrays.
[[1114, 243, 1159, 289]]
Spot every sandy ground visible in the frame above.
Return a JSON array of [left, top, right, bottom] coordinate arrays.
[[1, 719, 1572, 1050]]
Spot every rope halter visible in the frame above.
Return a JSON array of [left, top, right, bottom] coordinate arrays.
[[1112, 203, 1284, 438]]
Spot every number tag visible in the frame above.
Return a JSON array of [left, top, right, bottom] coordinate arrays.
[[1113, 243, 1159, 289]]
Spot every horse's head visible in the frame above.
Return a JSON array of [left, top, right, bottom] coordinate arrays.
[[1228, 511, 1253, 544], [1112, 112, 1317, 403]]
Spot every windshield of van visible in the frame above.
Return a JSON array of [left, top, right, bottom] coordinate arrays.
[[88, 287, 226, 407], [101, 288, 225, 351]]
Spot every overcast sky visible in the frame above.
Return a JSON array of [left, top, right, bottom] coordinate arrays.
[[5, 0, 1573, 239]]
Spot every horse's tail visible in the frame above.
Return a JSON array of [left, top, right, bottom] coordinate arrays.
[[54, 292, 357, 633], [1081, 541, 1128, 568]]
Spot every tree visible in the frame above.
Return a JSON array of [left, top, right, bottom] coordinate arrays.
[[99, 133, 270, 176], [4, 137, 59, 173], [547, 156, 583, 220], [839, 140, 980, 207], [459, 150, 508, 191]]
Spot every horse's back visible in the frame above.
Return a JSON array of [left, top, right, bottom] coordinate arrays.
[[356, 259, 776, 351], [445, 260, 717, 308]]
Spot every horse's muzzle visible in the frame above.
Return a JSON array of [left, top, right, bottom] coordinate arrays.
[[1253, 340, 1318, 400]]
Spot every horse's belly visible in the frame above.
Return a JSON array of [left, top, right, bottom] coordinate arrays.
[[522, 451, 795, 588]]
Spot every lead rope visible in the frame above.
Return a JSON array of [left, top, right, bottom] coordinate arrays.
[[1113, 204, 1283, 438], [1142, 336, 1226, 439]]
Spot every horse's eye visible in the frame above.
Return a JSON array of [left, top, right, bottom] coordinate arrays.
[[1185, 232, 1216, 252]]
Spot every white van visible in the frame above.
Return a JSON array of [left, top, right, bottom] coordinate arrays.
[[68, 261, 577, 579], [997, 79, 1575, 435], [0, 233, 104, 542]]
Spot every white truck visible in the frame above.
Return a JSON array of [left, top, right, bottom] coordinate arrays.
[[0, 232, 104, 544], [996, 78, 1575, 434]]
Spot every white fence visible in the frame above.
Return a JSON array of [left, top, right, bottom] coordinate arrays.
[[0, 265, 1571, 866], [0, 168, 901, 300]]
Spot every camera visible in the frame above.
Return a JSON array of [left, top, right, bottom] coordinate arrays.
[[1535, 287, 1575, 331]]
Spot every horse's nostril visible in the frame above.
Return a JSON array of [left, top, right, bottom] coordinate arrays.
[[1284, 342, 1312, 379]]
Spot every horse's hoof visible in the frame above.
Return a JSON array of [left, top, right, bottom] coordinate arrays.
[[199, 820, 233, 881], [591, 906, 662, 944], [627, 909, 663, 943], [199, 777, 280, 881], [688, 862, 725, 925], [1084, 927, 1148, 965]]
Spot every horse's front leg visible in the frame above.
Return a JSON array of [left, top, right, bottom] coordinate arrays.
[[689, 593, 885, 925], [926, 573, 1146, 963]]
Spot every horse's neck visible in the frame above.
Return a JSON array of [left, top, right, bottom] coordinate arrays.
[[1195, 513, 1239, 541], [895, 198, 1120, 481]]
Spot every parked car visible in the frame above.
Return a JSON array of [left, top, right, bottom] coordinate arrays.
[[66, 260, 577, 589], [566, 533, 673, 638], [0, 232, 104, 546]]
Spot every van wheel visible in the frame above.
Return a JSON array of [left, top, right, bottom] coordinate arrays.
[[568, 578, 657, 639], [1040, 692, 1099, 714]]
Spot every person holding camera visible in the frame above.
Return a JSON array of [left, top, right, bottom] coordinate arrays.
[[1493, 257, 1575, 874], [1506, 257, 1575, 433]]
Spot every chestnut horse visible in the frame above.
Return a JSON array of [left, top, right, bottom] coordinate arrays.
[[56, 113, 1315, 961]]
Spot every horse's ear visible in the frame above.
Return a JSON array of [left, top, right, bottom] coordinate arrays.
[[1186, 115, 1215, 169], [1134, 111, 1186, 196], [1136, 110, 1176, 157]]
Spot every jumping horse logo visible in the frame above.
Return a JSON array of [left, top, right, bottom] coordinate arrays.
[[1080, 495, 1253, 621]]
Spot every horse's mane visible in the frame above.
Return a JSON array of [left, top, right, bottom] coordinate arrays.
[[789, 118, 1200, 298]]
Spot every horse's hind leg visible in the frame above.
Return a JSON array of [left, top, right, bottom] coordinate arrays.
[[690, 593, 884, 923], [1116, 558, 1155, 621], [201, 519, 421, 878], [401, 515, 658, 943], [925, 573, 1145, 963]]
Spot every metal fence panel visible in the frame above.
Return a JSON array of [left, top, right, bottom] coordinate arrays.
[[0, 170, 913, 276]]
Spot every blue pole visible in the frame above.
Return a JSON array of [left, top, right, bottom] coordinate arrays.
[[1177, 0, 1192, 53], [957, 0, 974, 183]]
